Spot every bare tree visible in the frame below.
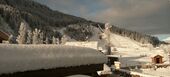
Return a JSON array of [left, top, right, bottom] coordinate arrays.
[[45, 37, 49, 44], [52, 36, 56, 44], [104, 23, 112, 55], [61, 35, 67, 44]]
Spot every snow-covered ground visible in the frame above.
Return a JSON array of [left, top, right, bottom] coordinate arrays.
[[163, 37, 170, 41], [163, 37, 170, 43], [106, 33, 169, 67], [110, 33, 141, 48], [103, 33, 170, 76], [113, 48, 169, 67], [141, 67, 170, 77], [0, 44, 107, 74]]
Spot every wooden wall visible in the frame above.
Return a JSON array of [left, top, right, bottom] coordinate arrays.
[[0, 64, 103, 77]]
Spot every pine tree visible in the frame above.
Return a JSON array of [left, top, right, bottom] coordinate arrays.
[[45, 37, 49, 44], [26, 30, 32, 44], [52, 36, 56, 44], [56, 38, 59, 44], [61, 35, 67, 44], [39, 32, 44, 44], [16, 21, 28, 44], [32, 28, 40, 44], [8, 34, 14, 44]]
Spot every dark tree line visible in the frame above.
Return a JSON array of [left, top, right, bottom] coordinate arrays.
[[65, 23, 93, 41], [110, 25, 160, 47], [0, 0, 89, 34]]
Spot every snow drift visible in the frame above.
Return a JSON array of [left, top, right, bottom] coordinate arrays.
[[0, 44, 107, 74]]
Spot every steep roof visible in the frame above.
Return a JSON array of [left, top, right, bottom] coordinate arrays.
[[0, 44, 107, 74]]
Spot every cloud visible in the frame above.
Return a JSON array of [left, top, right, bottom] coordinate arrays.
[[94, 0, 167, 21], [34, 0, 170, 35], [92, 0, 170, 34]]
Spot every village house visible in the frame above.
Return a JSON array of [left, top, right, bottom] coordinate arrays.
[[150, 48, 165, 64], [0, 30, 9, 43], [151, 54, 163, 64]]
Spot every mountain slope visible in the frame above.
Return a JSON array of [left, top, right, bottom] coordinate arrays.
[[0, 0, 91, 33], [0, 0, 161, 46]]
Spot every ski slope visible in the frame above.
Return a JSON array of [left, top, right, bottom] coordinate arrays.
[[107, 33, 168, 67], [110, 33, 142, 48]]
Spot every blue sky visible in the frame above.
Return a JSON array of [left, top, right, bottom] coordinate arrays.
[[34, 0, 170, 39]]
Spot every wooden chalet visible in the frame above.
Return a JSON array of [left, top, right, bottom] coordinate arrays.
[[0, 30, 9, 43], [151, 55, 163, 64]]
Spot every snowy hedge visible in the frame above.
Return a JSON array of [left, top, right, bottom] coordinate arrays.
[[0, 44, 107, 74]]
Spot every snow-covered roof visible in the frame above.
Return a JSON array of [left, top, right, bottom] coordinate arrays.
[[65, 41, 98, 50], [0, 44, 107, 74]]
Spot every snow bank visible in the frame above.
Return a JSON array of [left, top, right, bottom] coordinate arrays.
[[118, 69, 159, 77], [0, 44, 107, 74], [141, 67, 170, 77]]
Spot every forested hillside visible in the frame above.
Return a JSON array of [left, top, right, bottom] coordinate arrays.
[[0, 0, 161, 46]]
